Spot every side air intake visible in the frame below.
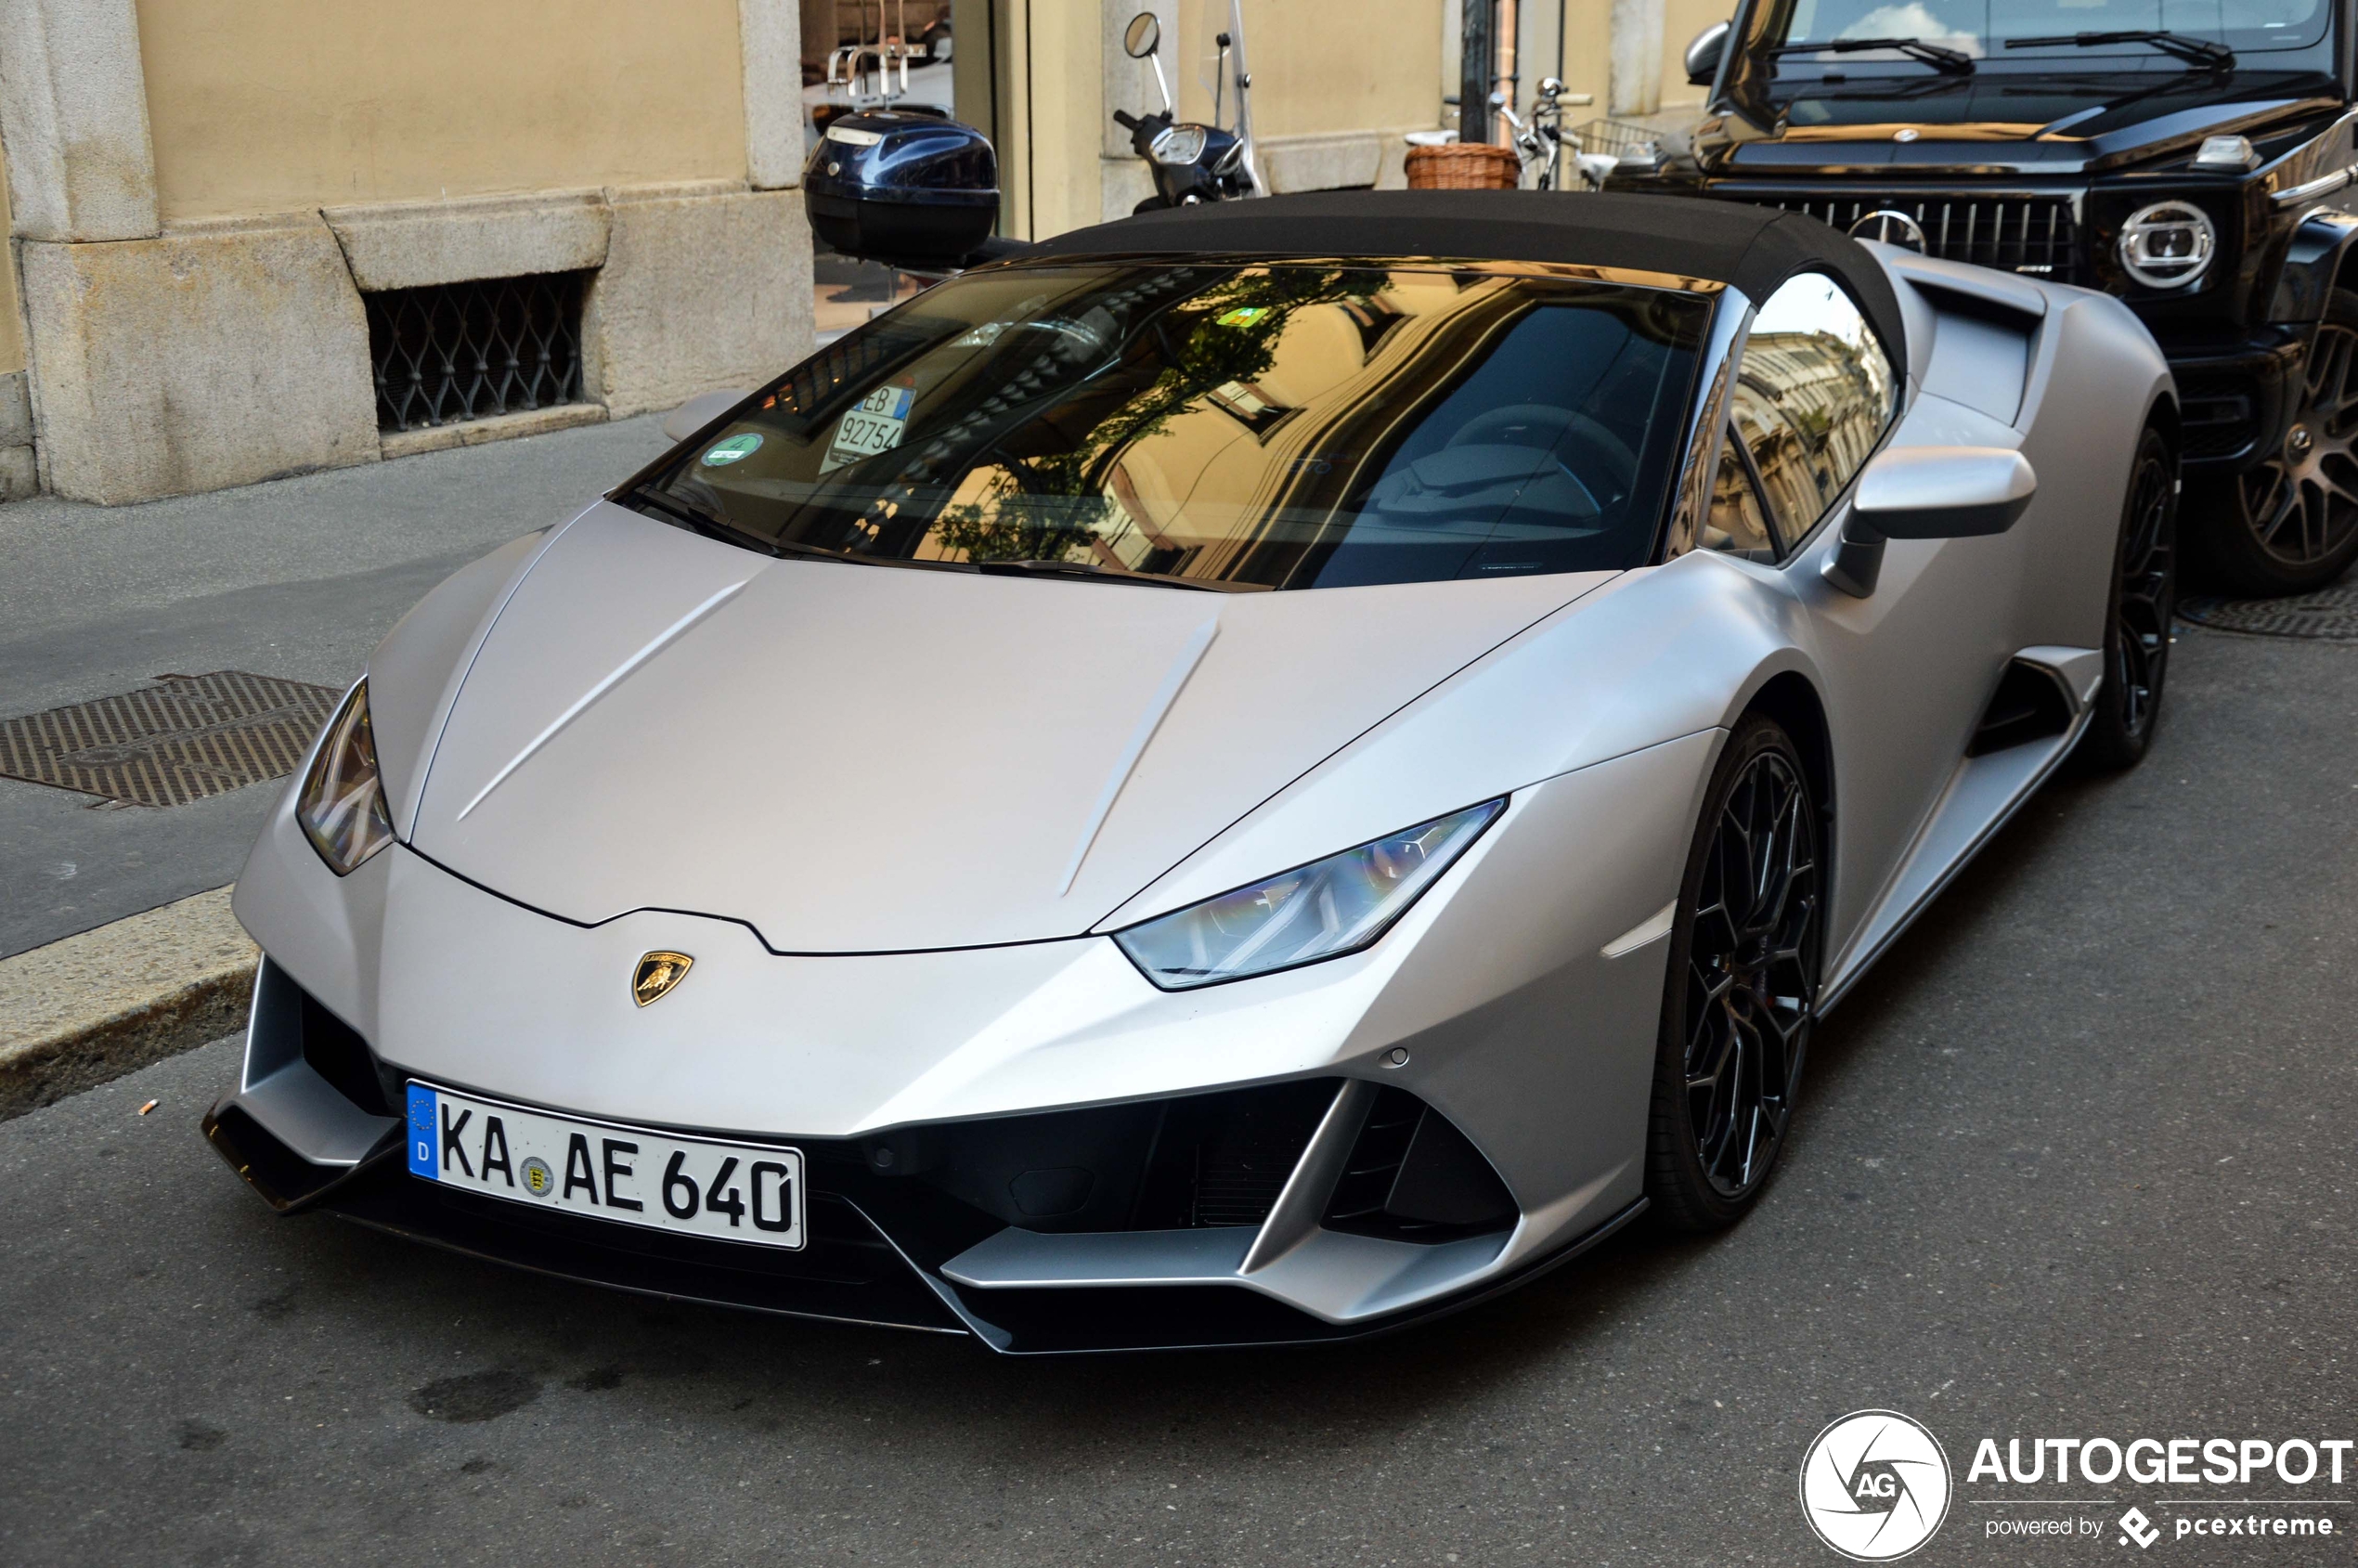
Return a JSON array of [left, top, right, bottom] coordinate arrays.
[[1967, 658, 2075, 757], [1323, 1085, 1517, 1240]]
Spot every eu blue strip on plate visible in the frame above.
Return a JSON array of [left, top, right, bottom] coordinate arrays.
[[406, 1083, 438, 1179]]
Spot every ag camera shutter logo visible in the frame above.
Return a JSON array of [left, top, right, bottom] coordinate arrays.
[[1800, 1409, 1953, 1561]]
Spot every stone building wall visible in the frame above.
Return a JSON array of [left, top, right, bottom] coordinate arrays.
[[0, 0, 816, 505]]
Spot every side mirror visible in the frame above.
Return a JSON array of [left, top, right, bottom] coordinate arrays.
[[1824, 447, 2036, 597], [1854, 447, 2036, 538], [1684, 20, 1731, 86], [663, 389, 749, 445], [1124, 12, 1160, 58]]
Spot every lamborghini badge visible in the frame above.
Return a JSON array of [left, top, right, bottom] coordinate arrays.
[[632, 951, 694, 1007]]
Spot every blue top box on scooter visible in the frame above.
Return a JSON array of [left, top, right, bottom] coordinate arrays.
[[803, 110, 999, 270]]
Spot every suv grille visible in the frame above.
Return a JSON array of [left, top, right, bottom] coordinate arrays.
[[1740, 193, 2082, 284]]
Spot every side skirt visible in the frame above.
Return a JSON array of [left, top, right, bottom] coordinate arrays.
[[1820, 676, 2094, 1012]]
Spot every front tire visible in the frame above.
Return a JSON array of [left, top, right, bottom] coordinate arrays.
[[2189, 287, 2358, 595], [2075, 424, 2177, 772], [1645, 716, 1825, 1232]]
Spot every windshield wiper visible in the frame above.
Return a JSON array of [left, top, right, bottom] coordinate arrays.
[[2005, 31, 2234, 71], [624, 485, 873, 566], [1765, 36, 1976, 75], [971, 558, 1254, 593]]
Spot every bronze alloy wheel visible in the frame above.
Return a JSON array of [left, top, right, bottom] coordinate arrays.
[[1647, 716, 1824, 1230], [2200, 289, 2358, 595]]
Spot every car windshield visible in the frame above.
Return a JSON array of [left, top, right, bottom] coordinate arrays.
[[628, 262, 1709, 590], [1766, 0, 2330, 59]]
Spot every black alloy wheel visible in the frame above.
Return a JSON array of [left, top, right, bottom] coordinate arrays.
[[1647, 715, 1824, 1231], [2196, 288, 2358, 595], [2077, 425, 2177, 771]]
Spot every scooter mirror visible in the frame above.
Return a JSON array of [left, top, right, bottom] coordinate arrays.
[[1123, 13, 1160, 58]]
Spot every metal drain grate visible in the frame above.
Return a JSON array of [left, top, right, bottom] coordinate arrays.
[[0, 672, 342, 808], [2179, 580, 2358, 642]]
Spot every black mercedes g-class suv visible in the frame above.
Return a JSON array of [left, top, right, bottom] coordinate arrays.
[[1611, 0, 2358, 594]]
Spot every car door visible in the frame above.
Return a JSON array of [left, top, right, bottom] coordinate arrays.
[[1696, 271, 2017, 960]]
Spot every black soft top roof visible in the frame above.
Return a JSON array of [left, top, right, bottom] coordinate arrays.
[[1029, 189, 1905, 362]]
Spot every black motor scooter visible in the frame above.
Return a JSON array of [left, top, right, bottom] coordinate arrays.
[[1110, 9, 1263, 212]]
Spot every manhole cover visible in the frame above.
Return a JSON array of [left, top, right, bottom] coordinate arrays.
[[0, 671, 342, 808], [2178, 579, 2358, 641]]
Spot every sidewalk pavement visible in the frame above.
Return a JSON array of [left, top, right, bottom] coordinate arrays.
[[0, 413, 672, 963], [0, 415, 672, 1112]]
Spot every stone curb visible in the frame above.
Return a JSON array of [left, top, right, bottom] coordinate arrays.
[[0, 887, 256, 1120]]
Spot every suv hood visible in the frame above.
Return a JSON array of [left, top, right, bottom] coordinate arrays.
[[404, 503, 1608, 952], [1702, 69, 2338, 177]]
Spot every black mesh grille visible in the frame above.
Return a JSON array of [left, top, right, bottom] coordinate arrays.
[[366, 273, 589, 433], [2176, 369, 2259, 460], [1743, 193, 2082, 283]]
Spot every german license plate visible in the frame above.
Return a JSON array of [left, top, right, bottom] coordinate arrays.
[[405, 1083, 805, 1250], [821, 381, 915, 472]]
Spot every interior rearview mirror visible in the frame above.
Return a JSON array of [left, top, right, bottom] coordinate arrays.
[[663, 389, 750, 445], [1824, 447, 2036, 597], [1684, 21, 1731, 86], [1124, 12, 1160, 58]]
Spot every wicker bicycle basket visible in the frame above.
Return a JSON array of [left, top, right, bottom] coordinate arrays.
[[1405, 141, 1521, 191]]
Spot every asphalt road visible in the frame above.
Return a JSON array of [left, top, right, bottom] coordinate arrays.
[[2, 622, 2353, 1566], [0, 415, 672, 959]]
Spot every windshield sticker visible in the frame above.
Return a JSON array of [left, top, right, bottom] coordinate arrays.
[[821, 378, 917, 473], [700, 433, 763, 467]]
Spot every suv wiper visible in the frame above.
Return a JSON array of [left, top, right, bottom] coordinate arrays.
[[624, 485, 872, 566], [971, 558, 1253, 593], [1766, 36, 1976, 75], [2005, 31, 2234, 71]]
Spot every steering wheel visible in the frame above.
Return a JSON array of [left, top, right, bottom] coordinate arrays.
[[1446, 404, 1639, 505]]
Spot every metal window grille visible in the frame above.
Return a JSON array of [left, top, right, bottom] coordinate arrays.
[[366, 272, 589, 433], [1746, 193, 2083, 284]]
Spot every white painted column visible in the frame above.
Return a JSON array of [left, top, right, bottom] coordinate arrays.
[[0, 0, 158, 240], [1609, 0, 1665, 117], [742, 0, 807, 188]]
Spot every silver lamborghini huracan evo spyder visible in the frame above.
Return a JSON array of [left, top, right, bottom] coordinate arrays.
[[206, 192, 2177, 1353]]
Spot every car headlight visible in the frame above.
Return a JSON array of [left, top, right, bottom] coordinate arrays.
[[298, 680, 395, 875], [2118, 200, 2216, 290], [1149, 123, 1209, 167], [1113, 799, 1505, 990]]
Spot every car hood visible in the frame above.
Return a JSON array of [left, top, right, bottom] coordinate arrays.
[[404, 502, 1611, 952], [1700, 69, 2339, 177]]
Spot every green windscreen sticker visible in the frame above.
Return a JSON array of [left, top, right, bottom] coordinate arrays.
[[701, 433, 764, 467]]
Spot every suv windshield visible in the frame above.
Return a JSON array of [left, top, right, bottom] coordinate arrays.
[[629, 263, 1708, 591], [1767, 0, 2331, 59]]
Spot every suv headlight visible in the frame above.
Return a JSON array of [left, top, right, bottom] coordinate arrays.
[[2118, 200, 2216, 290], [1113, 799, 1505, 990], [298, 680, 395, 875]]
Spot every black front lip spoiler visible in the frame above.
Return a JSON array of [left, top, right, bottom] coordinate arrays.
[[201, 1094, 1648, 1354]]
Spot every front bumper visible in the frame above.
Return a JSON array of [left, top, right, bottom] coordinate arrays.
[[214, 729, 1708, 1350], [2157, 329, 2306, 473], [203, 959, 1645, 1352]]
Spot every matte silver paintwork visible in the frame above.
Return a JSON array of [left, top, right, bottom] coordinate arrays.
[[226, 245, 2174, 1333]]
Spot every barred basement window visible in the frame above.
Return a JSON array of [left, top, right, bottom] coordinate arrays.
[[365, 272, 589, 433]]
